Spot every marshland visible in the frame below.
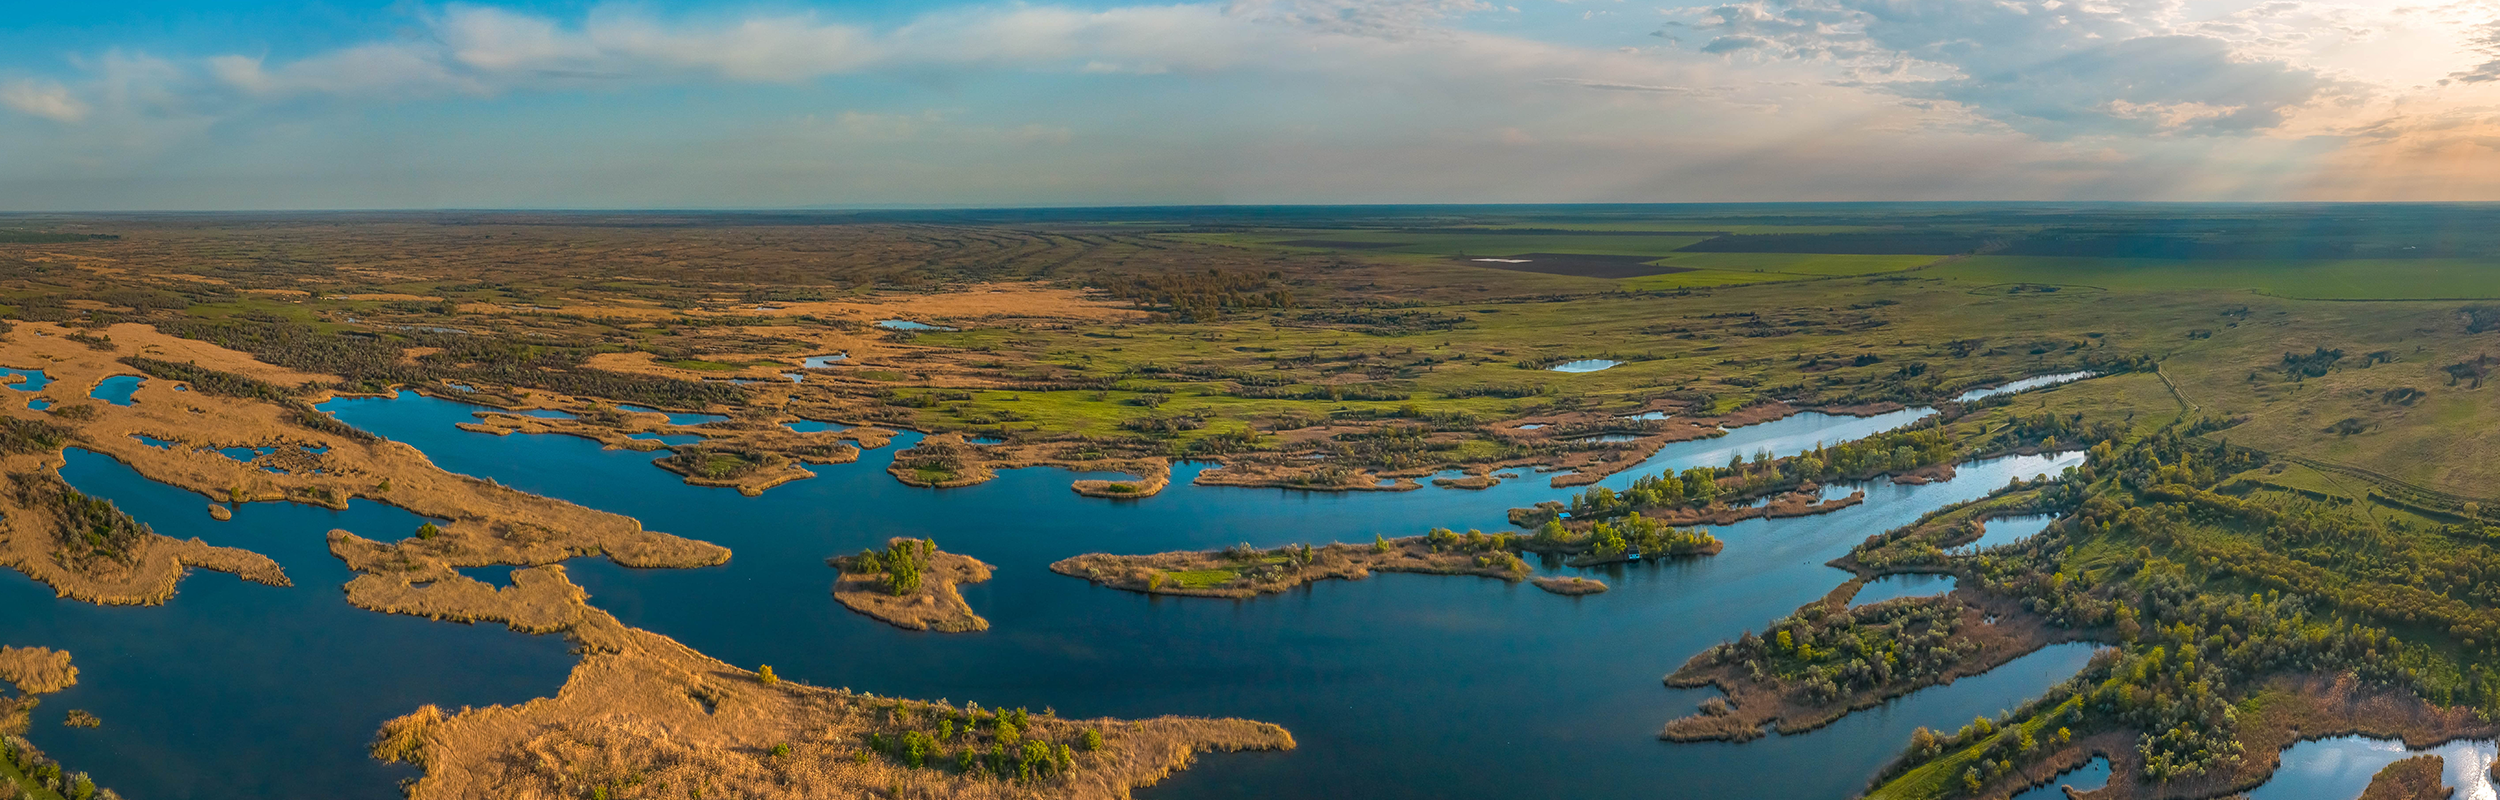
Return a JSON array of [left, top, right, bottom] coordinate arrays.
[[6, 205, 2500, 800]]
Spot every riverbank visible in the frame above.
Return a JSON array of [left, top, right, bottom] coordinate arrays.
[[2063, 674, 2499, 800], [1661, 589, 2084, 743], [0, 324, 732, 608], [374, 620, 1295, 800]]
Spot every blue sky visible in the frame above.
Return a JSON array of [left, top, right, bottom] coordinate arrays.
[[4, 0, 2499, 209]]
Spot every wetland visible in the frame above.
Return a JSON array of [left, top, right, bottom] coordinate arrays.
[[9, 205, 2500, 799]]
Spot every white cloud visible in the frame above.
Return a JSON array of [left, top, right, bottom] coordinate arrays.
[[0, 79, 90, 122], [1659, 0, 2352, 138], [1, 0, 2495, 207]]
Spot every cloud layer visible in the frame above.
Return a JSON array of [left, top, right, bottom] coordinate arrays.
[[0, 0, 2497, 208]]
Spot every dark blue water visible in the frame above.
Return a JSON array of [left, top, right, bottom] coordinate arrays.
[[215, 446, 276, 462], [786, 420, 848, 433], [1854, 573, 1957, 606], [2013, 756, 2110, 800], [7, 450, 575, 800], [629, 432, 706, 445], [2, 367, 53, 392], [318, 392, 2095, 799], [89, 375, 143, 406]]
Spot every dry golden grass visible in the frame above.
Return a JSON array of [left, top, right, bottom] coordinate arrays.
[[830, 539, 994, 633], [343, 562, 615, 638], [0, 322, 726, 605], [0, 647, 76, 695], [1531, 576, 1608, 595], [381, 622, 1292, 800], [2359, 755, 2452, 800]]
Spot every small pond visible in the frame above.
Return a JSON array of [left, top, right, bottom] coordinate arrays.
[[2012, 756, 2110, 800], [2, 367, 54, 392], [1568, 433, 1644, 444], [1964, 514, 2058, 551], [877, 320, 954, 331], [1548, 359, 1621, 373], [803, 354, 849, 368], [1853, 573, 1958, 605], [1954, 371, 2097, 402], [90, 375, 144, 406]]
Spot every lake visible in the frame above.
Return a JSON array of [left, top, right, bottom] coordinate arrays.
[[4, 374, 2376, 799]]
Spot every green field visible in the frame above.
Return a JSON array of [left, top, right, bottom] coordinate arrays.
[[1929, 256, 2500, 300], [1614, 253, 1940, 290], [1228, 230, 1711, 257]]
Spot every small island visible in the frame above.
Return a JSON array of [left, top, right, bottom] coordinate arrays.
[[830, 538, 994, 633], [2360, 754, 2449, 800], [1053, 522, 1718, 599], [1532, 576, 1608, 595]]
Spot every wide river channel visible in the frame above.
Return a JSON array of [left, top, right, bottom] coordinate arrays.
[[3, 382, 2453, 798]]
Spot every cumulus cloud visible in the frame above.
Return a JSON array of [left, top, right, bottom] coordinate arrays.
[[0, 79, 90, 122], [1660, 0, 2349, 138]]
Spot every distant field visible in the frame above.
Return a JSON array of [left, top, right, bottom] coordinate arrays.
[[1930, 256, 2500, 300], [1610, 253, 1936, 290], [1436, 223, 1880, 235], [1645, 252, 1939, 276], [1613, 269, 1815, 289], [1234, 231, 1711, 257]]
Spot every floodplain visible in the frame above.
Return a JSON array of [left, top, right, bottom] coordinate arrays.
[[4, 204, 2500, 799]]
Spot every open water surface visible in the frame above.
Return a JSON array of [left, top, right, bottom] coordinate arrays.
[[5, 450, 575, 800], [315, 392, 2093, 799], [1, 375, 2373, 799]]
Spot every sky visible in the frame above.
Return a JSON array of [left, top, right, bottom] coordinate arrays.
[[4, 0, 2500, 209]]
